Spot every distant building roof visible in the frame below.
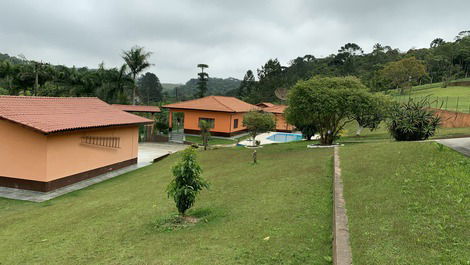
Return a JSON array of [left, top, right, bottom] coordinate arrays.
[[263, 104, 287, 114], [0, 96, 153, 134], [163, 96, 259, 113], [112, 104, 161, 113], [256, 102, 275, 108]]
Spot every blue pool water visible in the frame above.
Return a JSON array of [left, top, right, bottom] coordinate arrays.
[[267, 133, 303, 142]]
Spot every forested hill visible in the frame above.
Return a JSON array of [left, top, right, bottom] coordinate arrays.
[[169, 77, 241, 100], [1, 30, 469, 105], [235, 31, 470, 103], [0, 51, 240, 104]]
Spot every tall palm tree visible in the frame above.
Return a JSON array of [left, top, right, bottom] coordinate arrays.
[[122, 46, 152, 104]]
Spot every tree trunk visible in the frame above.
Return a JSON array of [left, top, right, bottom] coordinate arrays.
[[34, 68, 39, 96], [203, 135, 208, 150], [132, 73, 137, 105], [7, 76, 12, 93], [252, 150, 257, 164], [356, 125, 364, 136], [320, 132, 334, 145]]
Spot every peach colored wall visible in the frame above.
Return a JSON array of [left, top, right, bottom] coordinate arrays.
[[229, 112, 247, 132], [275, 114, 294, 131], [170, 109, 247, 133], [46, 126, 139, 181], [0, 120, 48, 181], [0, 120, 138, 182]]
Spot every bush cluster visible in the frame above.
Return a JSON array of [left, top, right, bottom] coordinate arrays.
[[388, 98, 440, 141]]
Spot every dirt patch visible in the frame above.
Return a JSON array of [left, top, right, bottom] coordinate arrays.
[[182, 215, 199, 224], [448, 81, 470, 87], [153, 215, 201, 232], [433, 109, 470, 128]]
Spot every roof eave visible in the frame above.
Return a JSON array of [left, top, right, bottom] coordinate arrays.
[[162, 106, 248, 113], [44, 121, 154, 135], [0, 117, 153, 135]]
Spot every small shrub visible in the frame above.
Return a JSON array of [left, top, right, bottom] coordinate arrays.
[[0, 87, 8, 95], [243, 110, 275, 146], [198, 120, 211, 150], [167, 148, 209, 216], [155, 120, 169, 134], [388, 98, 440, 141]]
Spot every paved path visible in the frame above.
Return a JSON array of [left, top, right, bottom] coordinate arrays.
[[436, 137, 470, 157], [333, 146, 353, 265], [0, 143, 187, 202]]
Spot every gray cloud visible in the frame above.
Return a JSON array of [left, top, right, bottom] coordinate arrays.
[[0, 0, 468, 83]]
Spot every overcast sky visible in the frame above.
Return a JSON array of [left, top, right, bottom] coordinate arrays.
[[0, 0, 468, 83]]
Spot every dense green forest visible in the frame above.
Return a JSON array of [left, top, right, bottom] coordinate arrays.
[[237, 31, 470, 103], [1, 31, 469, 105]]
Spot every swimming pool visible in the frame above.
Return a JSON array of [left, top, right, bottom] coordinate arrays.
[[266, 133, 303, 142]]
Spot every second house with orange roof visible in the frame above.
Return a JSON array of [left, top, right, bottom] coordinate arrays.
[[163, 96, 259, 137]]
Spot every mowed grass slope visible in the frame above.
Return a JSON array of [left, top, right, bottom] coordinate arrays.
[[339, 121, 470, 142], [0, 142, 333, 265], [392, 84, 470, 112], [341, 141, 470, 264]]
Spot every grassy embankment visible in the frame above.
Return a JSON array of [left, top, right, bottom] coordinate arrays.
[[0, 142, 333, 265], [390, 81, 470, 113], [341, 141, 469, 264]]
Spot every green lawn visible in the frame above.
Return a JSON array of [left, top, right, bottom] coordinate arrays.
[[341, 141, 470, 264], [0, 142, 333, 265], [185, 135, 236, 145], [392, 85, 470, 113]]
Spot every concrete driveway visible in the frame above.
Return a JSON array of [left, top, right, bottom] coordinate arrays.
[[436, 137, 470, 157]]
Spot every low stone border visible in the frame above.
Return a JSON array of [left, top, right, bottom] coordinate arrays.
[[307, 143, 344, 148], [333, 146, 353, 265]]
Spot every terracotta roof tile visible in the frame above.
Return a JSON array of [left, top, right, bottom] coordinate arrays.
[[0, 96, 153, 134], [112, 104, 161, 113], [263, 104, 287, 114], [256, 102, 275, 108], [163, 96, 259, 112]]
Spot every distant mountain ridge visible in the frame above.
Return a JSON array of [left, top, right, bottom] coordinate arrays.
[[168, 77, 241, 99], [162, 83, 183, 92]]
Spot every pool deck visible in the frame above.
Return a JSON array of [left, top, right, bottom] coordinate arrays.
[[239, 132, 313, 146]]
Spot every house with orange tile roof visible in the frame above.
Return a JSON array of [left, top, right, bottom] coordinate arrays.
[[163, 96, 259, 137], [0, 96, 152, 192], [258, 103, 295, 132], [112, 104, 161, 113], [255, 102, 275, 108]]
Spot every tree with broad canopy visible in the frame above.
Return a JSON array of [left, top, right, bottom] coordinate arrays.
[[286, 76, 388, 145]]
